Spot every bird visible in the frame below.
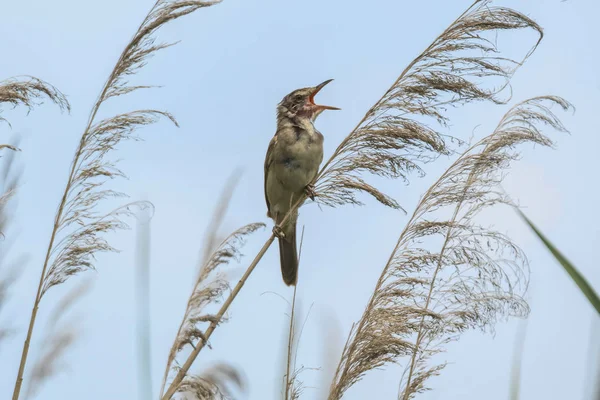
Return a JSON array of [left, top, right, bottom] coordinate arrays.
[[264, 79, 340, 286]]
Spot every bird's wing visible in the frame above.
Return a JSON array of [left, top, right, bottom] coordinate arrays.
[[264, 134, 278, 218]]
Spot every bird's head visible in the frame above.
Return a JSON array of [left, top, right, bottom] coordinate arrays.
[[277, 79, 340, 122]]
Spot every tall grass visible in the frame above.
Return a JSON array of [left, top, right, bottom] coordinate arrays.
[[9, 1, 221, 399], [1, 0, 586, 399], [0, 77, 69, 128]]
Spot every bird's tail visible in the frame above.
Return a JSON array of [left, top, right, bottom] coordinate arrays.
[[278, 220, 298, 286]]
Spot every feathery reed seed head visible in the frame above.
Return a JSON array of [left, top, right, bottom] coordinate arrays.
[[314, 0, 543, 213], [328, 96, 572, 400]]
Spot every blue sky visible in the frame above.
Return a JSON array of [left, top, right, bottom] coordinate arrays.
[[1, 0, 599, 399]]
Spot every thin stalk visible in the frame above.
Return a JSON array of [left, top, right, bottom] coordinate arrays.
[[11, 7, 156, 398], [159, 172, 240, 396], [161, 233, 276, 400], [285, 285, 298, 400], [161, 190, 311, 399], [284, 226, 304, 400]]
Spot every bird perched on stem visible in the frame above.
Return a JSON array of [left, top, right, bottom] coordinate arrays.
[[264, 79, 340, 286]]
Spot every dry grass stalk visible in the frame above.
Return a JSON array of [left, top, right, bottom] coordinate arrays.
[[327, 96, 571, 400], [283, 228, 313, 400], [11, 1, 222, 399], [162, 2, 547, 396], [0, 76, 69, 129], [161, 180, 264, 398], [0, 77, 68, 199], [162, 233, 275, 400], [164, 223, 263, 399], [314, 0, 542, 211], [283, 303, 314, 400], [284, 286, 301, 400]]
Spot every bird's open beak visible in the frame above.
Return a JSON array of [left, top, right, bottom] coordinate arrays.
[[309, 79, 341, 111]]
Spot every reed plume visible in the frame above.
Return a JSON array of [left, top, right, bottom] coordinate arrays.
[[176, 363, 246, 400], [161, 178, 264, 398], [11, 1, 222, 399], [161, 2, 547, 396], [314, 0, 542, 211], [327, 96, 572, 400], [0, 76, 68, 155], [0, 76, 69, 129]]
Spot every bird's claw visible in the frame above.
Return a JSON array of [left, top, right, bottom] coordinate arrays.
[[273, 225, 286, 239], [304, 184, 316, 201]]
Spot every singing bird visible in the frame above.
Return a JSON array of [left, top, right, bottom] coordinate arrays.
[[264, 79, 340, 285]]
